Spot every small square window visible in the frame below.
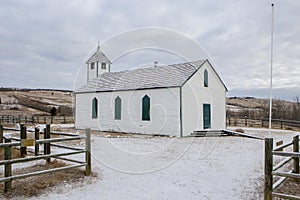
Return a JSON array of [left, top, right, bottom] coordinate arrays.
[[101, 63, 106, 69], [90, 62, 95, 70]]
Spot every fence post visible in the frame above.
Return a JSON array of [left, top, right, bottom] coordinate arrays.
[[20, 124, 27, 157], [4, 138, 12, 192], [293, 135, 299, 176], [64, 116, 66, 124], [0, 124, 3, 143], [44, 124, 51, 164], [264, 138, 273, 200], [46, 124, 51, 163], [35, 127, 40, 156], [51, 116, 53, 124], [44, 116, 46, 124], [245, 117, 248, 126], [85, 128, 91, 176]]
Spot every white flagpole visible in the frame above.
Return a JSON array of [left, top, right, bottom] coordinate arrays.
[[269, 3, 274, 133]]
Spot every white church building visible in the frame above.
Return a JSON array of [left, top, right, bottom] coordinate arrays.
[[75, 46, 227, 137]]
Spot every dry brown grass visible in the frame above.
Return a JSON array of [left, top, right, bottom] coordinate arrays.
[[0, 159, 98, 198], [0, 147, 20, 160], [271, 161, 300, 197], [275, 179, 300, 197]]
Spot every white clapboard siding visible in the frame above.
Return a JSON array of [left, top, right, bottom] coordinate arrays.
[[181, 61, 226, 136], [75, 88, 181, 136]]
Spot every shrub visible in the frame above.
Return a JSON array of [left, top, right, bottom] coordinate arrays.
[[50, 107, 57, 116], [235, 128, 245, 133], [57, 105, 73, 116]]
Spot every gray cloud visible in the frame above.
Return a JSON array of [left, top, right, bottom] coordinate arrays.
[[0, 0, 299, 100]]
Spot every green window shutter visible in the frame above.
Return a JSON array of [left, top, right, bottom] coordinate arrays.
[[204, 69, 208, 87], [92, 98, 98, 118], [115, 96, 121, 120], [142, 95, 150, 121]]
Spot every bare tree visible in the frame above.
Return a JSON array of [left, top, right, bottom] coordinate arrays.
[[292, 96, 300, 120]]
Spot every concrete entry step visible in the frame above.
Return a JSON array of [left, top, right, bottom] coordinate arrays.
[[191, 130, 229, 137]]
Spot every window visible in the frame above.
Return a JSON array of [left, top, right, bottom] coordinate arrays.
[[90, 62, 95, 70], [101, 62, 106, 69], [115, 96, 121, 120], [92, 98, 98, 118], [204, 69, 208, 87], [142, 95, 150, 121]]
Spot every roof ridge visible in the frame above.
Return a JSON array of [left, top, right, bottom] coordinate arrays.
[[103, 59, 206, 75]]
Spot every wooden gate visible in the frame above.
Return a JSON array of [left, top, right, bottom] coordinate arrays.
[[264, 135, 300, 200], [0, 124, 91, 192]]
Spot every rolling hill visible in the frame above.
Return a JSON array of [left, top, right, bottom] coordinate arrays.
[[0, 88, 298, 120]]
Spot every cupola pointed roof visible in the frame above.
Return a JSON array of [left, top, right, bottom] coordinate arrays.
[[86, 43, 111, 64]]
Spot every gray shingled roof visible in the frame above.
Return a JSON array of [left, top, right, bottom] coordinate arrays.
[[76, 60, 207, 93], [86, 48, 111, 64]]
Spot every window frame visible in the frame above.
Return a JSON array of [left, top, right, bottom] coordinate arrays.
[[114, 96, 122, 120], [142, 95, 150, 121], [101, 62, 106, 69], [90, 62, 95, 70], [92, 97, 98, 119], [204, 69, 208, 87]]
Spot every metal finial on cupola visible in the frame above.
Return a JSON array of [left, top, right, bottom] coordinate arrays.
[[97, 41, 101, 52]]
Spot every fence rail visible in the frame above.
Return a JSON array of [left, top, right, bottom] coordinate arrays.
[[0, 115, 74, 124], [228, 117, 300, 130], [264, 135, 300, 200], [0, 124, 91, 193]]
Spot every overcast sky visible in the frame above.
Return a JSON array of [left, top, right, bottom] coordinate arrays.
[[0, 0, 299, 100]]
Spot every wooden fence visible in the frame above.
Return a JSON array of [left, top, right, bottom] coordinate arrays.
[[0, 115, 74, 124], [227, 117, 300, 130], [264, 136, 300, 200], [0, 124, 91, 193]]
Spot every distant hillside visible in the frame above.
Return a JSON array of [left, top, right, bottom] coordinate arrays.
[[0, 89, 299, 120], [0, 89, 73, 116], [227, 96, 300, 120]]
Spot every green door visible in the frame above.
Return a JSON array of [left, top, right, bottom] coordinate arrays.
[[203, 104, 211, 129]]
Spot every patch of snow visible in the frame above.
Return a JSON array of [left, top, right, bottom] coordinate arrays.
[[31, 135, 266, 199], [228, 126, 299, 143], [27, 124, 74, 132], [51, 123, 75, 128], [7, 127, 299, 199]]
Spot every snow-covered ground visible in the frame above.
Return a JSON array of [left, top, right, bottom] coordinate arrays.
[[8, 127, 299, 199]]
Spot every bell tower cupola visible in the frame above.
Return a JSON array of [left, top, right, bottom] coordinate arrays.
[[86, 42, 111, 82]]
